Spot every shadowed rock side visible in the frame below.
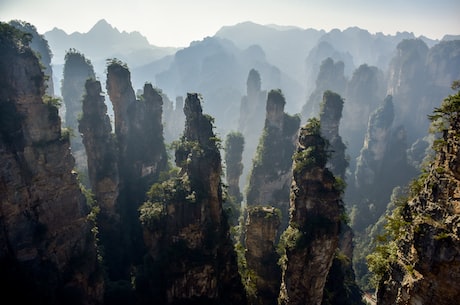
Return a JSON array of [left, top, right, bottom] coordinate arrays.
[[61, 50, 96, 185], [246, 89, 300, 232], [238, 69, 268, 189], [0, 23, 103, 305], [353, 96, 417, 228], [244, 206, 281, 305], [224, 131, 245, 226], [105, 61, 168, 281], [375, 86, 460, 305], [279, 119, 343, 305], [139, 93, 247, 305], [318, 91, 365, 305]]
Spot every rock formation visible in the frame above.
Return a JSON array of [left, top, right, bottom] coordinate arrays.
[[372, 85, 460, 304], [0, 22, 102, 304], [9, 20, 55, 96], [319, 90, 348, 179], [246, 89, 300, 232], [279, 118, 344, 305], [104, 60, 168, 281], [139, 93, 247, 304], [244, 206, 281, 305], [239, 69, 268, 189], [353, 96, 417, 228], [318, 90, 365, 305], [224, 131, 245, 226], [302, 57, 347, 121], [61, 50, 96, 185], [342, 64, 386, 162]]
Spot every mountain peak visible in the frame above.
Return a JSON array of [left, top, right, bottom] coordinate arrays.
[[89, 19, 116, 33]]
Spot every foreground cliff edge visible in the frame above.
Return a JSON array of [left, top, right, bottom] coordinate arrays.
[[0, 23, 103, 304], [368, 82, 460, 304]]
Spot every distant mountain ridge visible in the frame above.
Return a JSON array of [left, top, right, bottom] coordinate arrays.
[[44, 19, 178, 67]]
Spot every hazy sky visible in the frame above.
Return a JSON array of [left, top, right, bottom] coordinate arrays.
[[1, 0, 459, 47]]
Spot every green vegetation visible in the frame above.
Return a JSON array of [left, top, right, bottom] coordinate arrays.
[[0, 22, 32, 49]]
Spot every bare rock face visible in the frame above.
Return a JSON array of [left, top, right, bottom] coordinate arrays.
[[61, 50, 96, 185], [105, 61, 168, 281], [246, 89, 300, 232], [238, 69, 268, 188], [224, 131, 245, 226], [279, 119, 343, 305], [319, 90, 348, 179], [0, 23, 102, 305], [245, 206, 281, 305], [376, 87, 460, 305], [139, 93, 247, 304]]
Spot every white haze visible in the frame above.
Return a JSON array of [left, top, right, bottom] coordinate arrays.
[[0, 0, 459, 47]]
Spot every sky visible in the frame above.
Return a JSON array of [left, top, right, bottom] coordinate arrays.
[[1, 0, 459, 47]]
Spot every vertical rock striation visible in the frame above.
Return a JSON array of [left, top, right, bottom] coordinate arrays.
[[0, 23, 102, 305], [375, 86, 460, 305], [279, 118, 343, 305], [319, 90, 348, 179], [246, 89, 300, 232], [105, 61, 168, 281], [238, 69, 268, 188], [224, 131, 245, 226], [139, 93, 246, 304], [245, 206, 281, 305]]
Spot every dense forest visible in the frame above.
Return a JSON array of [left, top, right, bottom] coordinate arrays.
[[0, 19, 459, 305]]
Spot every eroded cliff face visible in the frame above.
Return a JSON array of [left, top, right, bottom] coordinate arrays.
[[246, 89, 300, 231], [244, 206, 281, 305], [353, 96, 417, 229], [102, 61, 168, 282], [319, 90, 348, 179], [279, 119, 343, 305], [0, 23, 102, 305], [376, 87, 460, 305], [139, 93, 246, 304], [239, 69, 268, 188], [61, 51, 96, 185]]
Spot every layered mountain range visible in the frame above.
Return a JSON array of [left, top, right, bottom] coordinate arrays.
[[1, 18, 459, 305]]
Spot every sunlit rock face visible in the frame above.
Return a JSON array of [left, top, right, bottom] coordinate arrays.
[[246, 89, 300, 233], [377, 89, 460, 305], [140, 93, 247, 305], [279, 120, 343, 305], [0, 23, 103, 305]]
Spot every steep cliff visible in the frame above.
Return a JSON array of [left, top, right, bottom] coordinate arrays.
[[105, 60, 168, 282], [61, 50, 96, 186], [238, 69, 268, 189], [342, 64, 386, 162], [0, 22, 102, 304], [244, 206, 281, 305], [371, 84, 460, 305], [9, 20, 55, 96], [319, 90, 348, 179], [224, 131, 245, 226], [302, 57, 347, 120], [139, 93, 246, 304], [279, 118, 344, 305], [246, 89, 300, 232]]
